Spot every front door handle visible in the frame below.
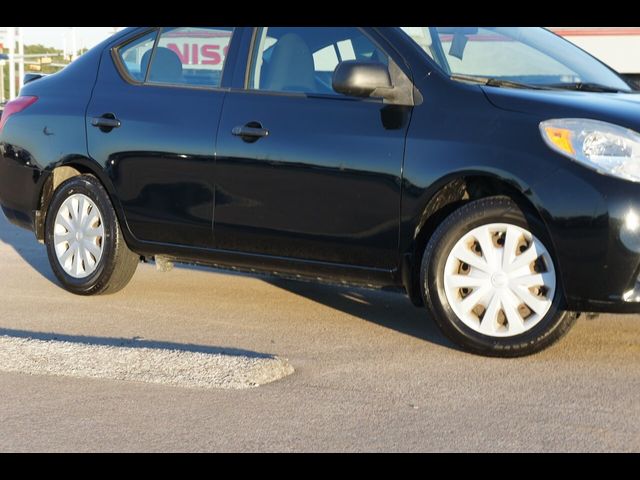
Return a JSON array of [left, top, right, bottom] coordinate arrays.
[[91, 114, 121, 132], [232, 122, 269, 142]]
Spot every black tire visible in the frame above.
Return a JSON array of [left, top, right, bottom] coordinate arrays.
[[421, 196, 577, 357], [45, 175, 139, 295]]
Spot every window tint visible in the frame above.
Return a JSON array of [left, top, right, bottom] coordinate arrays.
[[436, 27, 574, 78], [249, 27, 388, 95], [398, 27, 629, 89], [129, 27, 233, 87], [119, 30, 158, 82]]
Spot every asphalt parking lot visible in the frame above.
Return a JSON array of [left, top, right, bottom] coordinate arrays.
[[0, 211, 638, 452]]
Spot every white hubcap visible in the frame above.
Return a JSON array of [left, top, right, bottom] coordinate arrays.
[[443, 223, 556, 337], [53, 194, 105, 279]]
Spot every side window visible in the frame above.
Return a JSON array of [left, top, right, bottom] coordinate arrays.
[[149, 27, 233, 87], [117, 27, 233, 88], [249, 27, 389, 95], [119, 30, 158, 82]]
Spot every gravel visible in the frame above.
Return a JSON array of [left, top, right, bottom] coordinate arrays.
[[0, 335, 294, 390]]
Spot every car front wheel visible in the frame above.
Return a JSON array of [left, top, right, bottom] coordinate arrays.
[[45, 174, 139, 295], [421, 196, 577, 357]]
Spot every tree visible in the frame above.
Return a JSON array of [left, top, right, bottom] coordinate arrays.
[[2, 44, 65, 101]]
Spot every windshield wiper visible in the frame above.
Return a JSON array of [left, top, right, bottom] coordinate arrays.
[[451, 74, 634, 93], [545, 82, 630, 93], [450, 74, 549, 90]]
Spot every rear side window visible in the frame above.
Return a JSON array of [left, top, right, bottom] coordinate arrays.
[[119, 30, 157, 82], [116, 27, 233, 88]]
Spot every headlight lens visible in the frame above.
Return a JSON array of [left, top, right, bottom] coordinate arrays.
[[540, 118, 640, 183]]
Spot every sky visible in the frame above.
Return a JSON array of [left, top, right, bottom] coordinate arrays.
[[21, 27, 123, 51]]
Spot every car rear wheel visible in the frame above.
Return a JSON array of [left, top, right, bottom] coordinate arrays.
[[421, 196, 577, 357], [45, 174, 139, 295]]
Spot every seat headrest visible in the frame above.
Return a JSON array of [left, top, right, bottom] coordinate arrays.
[[141, 47, 183, 84], [263, 33, 315, 92]]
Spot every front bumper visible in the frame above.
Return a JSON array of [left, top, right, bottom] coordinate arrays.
[[535, 162, 640, 314]]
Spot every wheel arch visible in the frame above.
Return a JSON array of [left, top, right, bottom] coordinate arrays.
[[402, 171, 564, 307], [35, 156, 129, 243]]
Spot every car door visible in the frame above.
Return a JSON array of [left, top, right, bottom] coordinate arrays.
[[86, 27, 235, 248], [215, 27, 412, 269]]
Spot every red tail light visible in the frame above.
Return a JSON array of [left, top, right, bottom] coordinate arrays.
[[0, 96, 38, 133]]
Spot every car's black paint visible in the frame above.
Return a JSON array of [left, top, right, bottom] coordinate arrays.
[[2, 27, 640, 314], [87, 41, 228, 248], [215, 91, 409, 268]]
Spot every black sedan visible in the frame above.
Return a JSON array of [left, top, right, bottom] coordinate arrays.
[[1, 27, 639, 357]]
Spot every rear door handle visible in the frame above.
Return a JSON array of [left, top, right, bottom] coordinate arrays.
[[232, 122, 269, 142], [91, 114, 121, 131]]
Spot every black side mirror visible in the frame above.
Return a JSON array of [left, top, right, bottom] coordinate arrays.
[[332, 61, 393, 99]]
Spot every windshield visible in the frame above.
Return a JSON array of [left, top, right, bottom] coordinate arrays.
[[400, 27, 633, 92]]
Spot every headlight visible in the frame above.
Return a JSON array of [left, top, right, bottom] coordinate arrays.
[[540, 118, 640, 183]]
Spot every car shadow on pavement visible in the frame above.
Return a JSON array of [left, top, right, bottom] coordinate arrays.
[[0, 210, 58, 283], [1, 211, 456, 352], [0, 327, 276, 358], [262, 277, 457, 351]]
